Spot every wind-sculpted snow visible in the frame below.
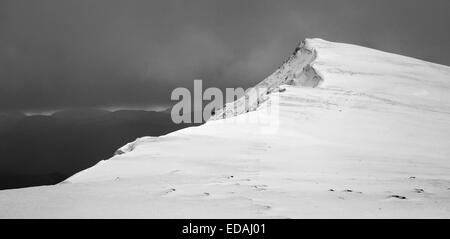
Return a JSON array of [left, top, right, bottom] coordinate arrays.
[[114, 137, 156, 155], [210, 39, 321, 120], [1, 39, 450, 218]]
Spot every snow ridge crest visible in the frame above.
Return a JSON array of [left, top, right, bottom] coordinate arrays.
[[209, 38, 323, 120]]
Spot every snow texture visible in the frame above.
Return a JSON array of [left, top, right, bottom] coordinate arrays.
[[1, 38, 450, 218]]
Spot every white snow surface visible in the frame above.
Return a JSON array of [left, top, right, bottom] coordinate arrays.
[[1, 38, 450, 218]]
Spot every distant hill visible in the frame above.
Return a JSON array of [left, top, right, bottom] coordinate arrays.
[[0, 109, 199, 190]]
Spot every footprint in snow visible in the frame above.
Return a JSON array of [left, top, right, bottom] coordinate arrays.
[[388, 195, 407, 200], [343, 189, 362, 194], [255, 204, 272, 211], [251, 185, 268, 191], [161, 188, 176, 196]]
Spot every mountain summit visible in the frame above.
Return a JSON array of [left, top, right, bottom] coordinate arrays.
[[1, 39, 449, 218]]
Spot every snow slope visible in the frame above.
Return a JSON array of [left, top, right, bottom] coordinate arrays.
[[1, 39, 450, 218]]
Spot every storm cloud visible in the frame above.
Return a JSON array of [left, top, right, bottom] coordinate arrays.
[[1, 0, 449, 112]]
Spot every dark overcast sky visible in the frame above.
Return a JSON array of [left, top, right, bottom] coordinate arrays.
[[1, 0, 449, 112]]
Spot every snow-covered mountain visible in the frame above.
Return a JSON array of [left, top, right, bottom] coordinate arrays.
[[1, 39, 450, 218]]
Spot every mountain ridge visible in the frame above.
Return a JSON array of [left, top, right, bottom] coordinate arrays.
[[1, 38, 449, 218]]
